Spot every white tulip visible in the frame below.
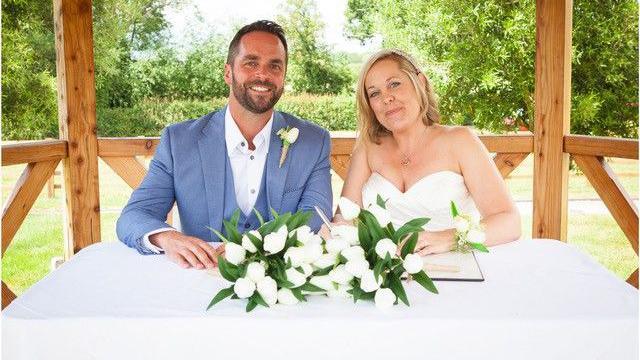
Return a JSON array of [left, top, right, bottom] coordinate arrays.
[[325, 238, 350, 254], [454, 216, 470, 233], [310, 275, 335, 291], [284, 247, 306, 267], [374, 288, 396, 309], [263, 226, 287, 254], [403, 253, 423, 274], [360, 269, 383, 292], [285, 268, 307, 288], [233, 277, 255, 299], [299, 263, 314, 277], [246, 262, 266, 282], [313, 253, 337, 269], [375, 238, 397, 259], [277, 288, 299, 305], [327, 284, 352, 299], [291, 225, 314, 244], [368, 203, 392, 227], [285, 127, 300, 144], [241, 230, 261, 253], [344, 258, 370, 278], [338, 197, 361, 221], [225, 242, 246, 265], [341, 246, 365, 262], [331, 225, 359, 245], [256, 276, 278, 306], [306, 234, 324, 246], [468, 229, 486, 244], [302, 243, 323, 264], [329, 264, 354, 285]]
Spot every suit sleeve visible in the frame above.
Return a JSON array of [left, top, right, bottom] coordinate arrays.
[[297, 129, 333, 232], [116, 127, 177, 254]]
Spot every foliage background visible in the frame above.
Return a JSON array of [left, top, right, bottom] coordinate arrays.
[[2, 0, 638, 139]]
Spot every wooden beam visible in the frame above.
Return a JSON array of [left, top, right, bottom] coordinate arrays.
[[54, 0, 101, 256], [2, 140, 68, 166], [627, 269, 638, 289], [480, 135, 534, 153], [330, 155, 351, 180], [573, 155, 638, 255], [2, 281, 17, 309], [493, 153, 529, 178], [565, 135, 639, 160], [101, 157, 147, 189], [532, 0, 572, 241], [2, 161, 60, 256], [98, 138, 160, 157]]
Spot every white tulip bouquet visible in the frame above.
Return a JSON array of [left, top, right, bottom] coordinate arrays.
[[206, 209, 327, 312], [330, 196, 439, 309], [450, 201, 489, 253]]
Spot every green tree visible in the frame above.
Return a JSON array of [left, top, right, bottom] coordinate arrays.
[[278, 0, 353, 95], [345, 0, 638, 138]]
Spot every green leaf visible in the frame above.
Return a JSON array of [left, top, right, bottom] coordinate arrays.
[[291, 287, 306, 302], [450, 201, 459, 217], [313, 266, 332, 276], [223, 219, 241, 244], [246, 299, 258, 312], [470, 242, 489, 253], [400, 232, 419, 258], [350, 283, 363, 303], [252, 292, 269, 307], [206, 226, 228, 243], [413, 270, 439, 294], [394, 218, 430, 241], [284, 231, 297, 249], [246, 232, 263, 251], [361, 210, 385, 241], [253, 208, 265, 226], [376, 194, 387, 208], [230, 209, 241, 228], [300, 282, 325, 293], [357, 218, 372, 252], [286, 211, 313, 230], [206, 285, 235, 310], [217, 257, 240, 282], [270, 208, 279, 220], [373, 259, 384, 282], [387, 272, 410, 306]]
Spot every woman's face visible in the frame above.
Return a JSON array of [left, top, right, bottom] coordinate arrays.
[[364, 59, 422, 134]]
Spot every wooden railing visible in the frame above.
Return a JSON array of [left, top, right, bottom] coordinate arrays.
[[2, 133, 638, 308]]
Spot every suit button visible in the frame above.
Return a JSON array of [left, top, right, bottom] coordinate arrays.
[[250, 155, 255, 160], [244, 223, 251, 229]]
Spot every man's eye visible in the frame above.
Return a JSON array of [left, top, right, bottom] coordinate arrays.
[[270, 64, 282, 71], [245, 62, 258, 67]]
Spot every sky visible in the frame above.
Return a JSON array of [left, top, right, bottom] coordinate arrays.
[[164, 0, 380, 53]]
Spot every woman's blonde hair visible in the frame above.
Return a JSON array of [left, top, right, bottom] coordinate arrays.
[[356, 49, 440, 144]]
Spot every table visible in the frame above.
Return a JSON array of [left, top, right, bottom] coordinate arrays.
[[2, 239, 638, 359]]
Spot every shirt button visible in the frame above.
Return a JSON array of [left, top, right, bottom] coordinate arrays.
[[250, 189, 256, 194], [241, 142, 245, 147], [244, 223, 251, 229], [250, 155, 255, 160]]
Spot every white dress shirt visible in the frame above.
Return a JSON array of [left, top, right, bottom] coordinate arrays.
[[142, 107, 273, 253]]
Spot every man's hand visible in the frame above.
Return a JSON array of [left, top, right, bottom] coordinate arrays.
[[149, 230, 222, 270]]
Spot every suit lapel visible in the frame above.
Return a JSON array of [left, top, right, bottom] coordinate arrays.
[[198, 108, 226, 236], [266, 112, 290, 216]]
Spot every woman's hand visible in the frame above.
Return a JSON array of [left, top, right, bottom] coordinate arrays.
[[414, 229, 456, 256]]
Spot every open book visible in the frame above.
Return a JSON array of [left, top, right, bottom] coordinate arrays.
[[422, 251, 485, 281]]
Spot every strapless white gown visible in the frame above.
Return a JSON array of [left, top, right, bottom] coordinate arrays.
[[362, 171, 480, 231]]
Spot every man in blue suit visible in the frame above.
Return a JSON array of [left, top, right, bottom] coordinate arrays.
[[117, 20, 333, 270]]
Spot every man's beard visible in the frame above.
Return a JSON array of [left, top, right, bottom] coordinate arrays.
[[231, 74, 284, 114]]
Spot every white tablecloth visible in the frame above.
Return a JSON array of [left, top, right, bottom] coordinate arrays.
[[2, 239, 638, 360]]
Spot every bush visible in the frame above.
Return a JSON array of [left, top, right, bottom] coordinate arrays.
[[96, 95, 357, 137]]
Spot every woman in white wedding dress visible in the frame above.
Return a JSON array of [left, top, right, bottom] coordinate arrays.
[[330, 49, 521, 255]]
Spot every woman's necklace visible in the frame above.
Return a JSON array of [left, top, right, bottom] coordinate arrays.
[[399, 127, 428, 167]]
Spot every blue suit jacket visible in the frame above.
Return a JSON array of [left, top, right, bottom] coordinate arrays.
[[116, 107, 333, 254]]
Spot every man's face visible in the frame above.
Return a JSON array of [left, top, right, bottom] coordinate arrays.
[[225, 31, 286, 114]]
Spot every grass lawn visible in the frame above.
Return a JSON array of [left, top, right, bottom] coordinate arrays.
[[2, 154, 638, 296]]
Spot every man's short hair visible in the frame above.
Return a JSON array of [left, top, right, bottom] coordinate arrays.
[[226, 20, 288, 65]]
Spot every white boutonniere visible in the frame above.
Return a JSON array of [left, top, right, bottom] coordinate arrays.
[[277, 126, 299, 168]]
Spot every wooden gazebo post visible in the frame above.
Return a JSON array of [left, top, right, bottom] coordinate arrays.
[[533, 0, 572, 240], [53, 0, 101, 257]]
